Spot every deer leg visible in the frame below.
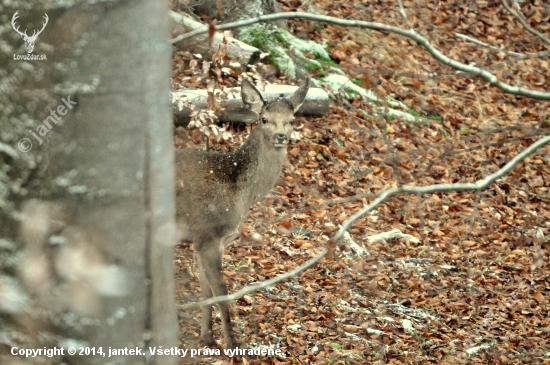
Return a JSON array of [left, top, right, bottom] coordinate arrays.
[[197, 243, 239, 350], [197, 256, 215, 346]]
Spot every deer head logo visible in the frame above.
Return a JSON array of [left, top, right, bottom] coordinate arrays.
[[11, 11, 49, 54]]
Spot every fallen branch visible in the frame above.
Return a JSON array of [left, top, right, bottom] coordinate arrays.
[[180, 226, 422, 309], [170, 10, 261, 72], [501, 0, 550, 47], [173, 83, 329, 126], [179, 136, 550, 310], [396, 0, 413, 30], [171, 12, 550, 100], [334, 135, 550, 243], [455, 33, 523, 56], [178, 128, 550, 308], [178, 247, 327, 310], [272, 192, 379, 225]]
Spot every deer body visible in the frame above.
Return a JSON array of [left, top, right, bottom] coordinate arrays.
[[175, 79, 310, 349]]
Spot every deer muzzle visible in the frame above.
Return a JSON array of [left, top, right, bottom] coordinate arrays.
[[274, 134, 288, 148]]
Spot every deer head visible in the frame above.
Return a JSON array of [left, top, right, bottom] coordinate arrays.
[[241, 78, 310, 149], [12, 11, 49, 54]]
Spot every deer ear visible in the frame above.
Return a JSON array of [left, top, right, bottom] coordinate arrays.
[[289, 78, 310, 113], [241, 79, 265, 115]]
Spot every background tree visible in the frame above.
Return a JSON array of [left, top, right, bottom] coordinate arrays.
[[0, 1, 177, 364]]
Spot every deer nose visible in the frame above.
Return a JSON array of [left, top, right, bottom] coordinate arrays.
[[275, 134, 287, 143]]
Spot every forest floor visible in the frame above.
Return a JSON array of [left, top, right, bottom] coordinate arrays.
[[172, 0, 550, 364]]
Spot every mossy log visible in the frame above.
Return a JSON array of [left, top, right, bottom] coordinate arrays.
[[170, 11, 262, 72]]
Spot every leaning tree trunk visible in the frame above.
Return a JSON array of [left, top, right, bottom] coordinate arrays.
[[183, 0, 326, 79], [191, 0, 286, 28], [0, 1, 177, 365]]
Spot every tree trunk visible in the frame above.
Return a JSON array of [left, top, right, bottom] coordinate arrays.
[[192, 0, 286, 28], [173, 83, 330, 126], [0, 1, 177, 364]]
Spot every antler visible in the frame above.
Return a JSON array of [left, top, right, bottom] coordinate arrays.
[[28, 13, 49, 41], [11, 11, 28, 38]]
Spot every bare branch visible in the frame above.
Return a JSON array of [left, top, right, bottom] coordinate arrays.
[[333, 135, 550, 243], [272, 192, 379, 225], [171, 12, 550, 100], [455, 33, 523, 56], [178, 247, 327, 310], [501, 0, 550, 47], [178, 135, 550, 310], [396, 0, 413, 30], [504, 50, 550, 64], [431, 131, 548, 165]]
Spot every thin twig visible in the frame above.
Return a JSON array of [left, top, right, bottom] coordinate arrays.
[[171, 12, 550, 100], [501, 0, 550, 46], [333, 134, 550, 243], [434, 131, 548, 164], [271, 191, 379, 225], [396, 0, 413, 30], [499, 50, 550, 65], [178, 247, 327, 309], [455, 33, 523, 56]]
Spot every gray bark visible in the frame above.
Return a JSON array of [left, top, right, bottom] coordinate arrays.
[[0, 1, 177, 364]]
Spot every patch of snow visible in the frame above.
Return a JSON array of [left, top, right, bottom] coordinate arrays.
[[279, 29, 330, 60], [286, 323, 301, 332], [402, 319, 414, 334], [465, 343, 492, 357], [321, 74, 406, 107]]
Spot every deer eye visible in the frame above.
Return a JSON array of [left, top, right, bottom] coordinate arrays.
[[261, 118, 268, 124], [289, 119, 296, 125]]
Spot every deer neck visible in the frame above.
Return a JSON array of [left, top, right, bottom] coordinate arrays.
[[234, 126, 287, 199]]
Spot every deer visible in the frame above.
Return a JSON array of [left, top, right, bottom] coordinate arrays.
[[11, 11, 49, 54], [175, 78, 310, 349]]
